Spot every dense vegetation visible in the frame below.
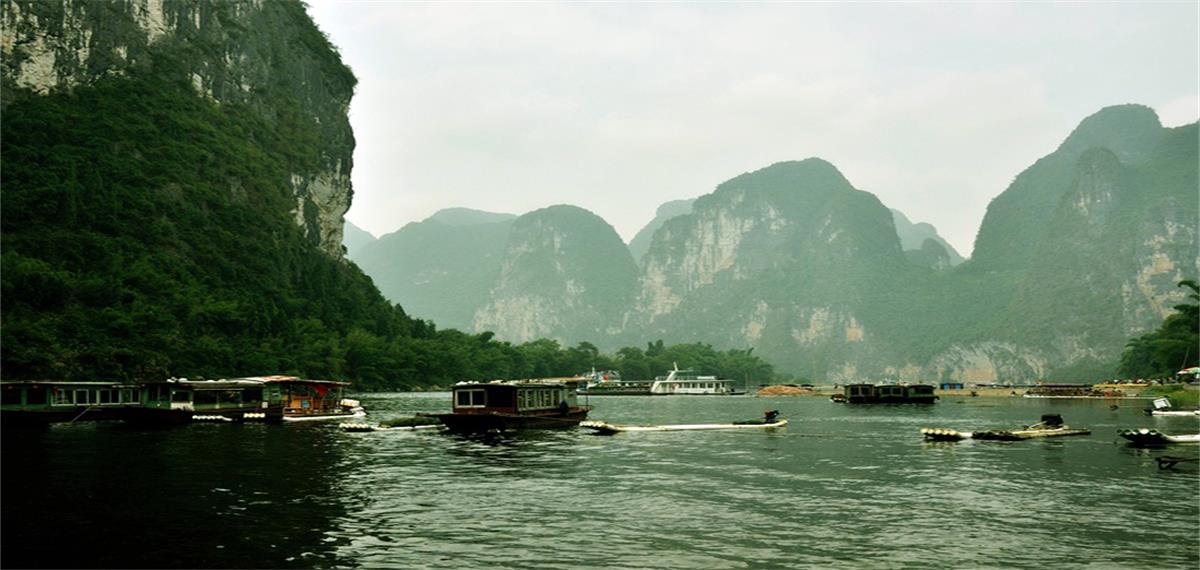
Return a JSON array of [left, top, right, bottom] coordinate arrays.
[[1118, 280, 1199, 379]]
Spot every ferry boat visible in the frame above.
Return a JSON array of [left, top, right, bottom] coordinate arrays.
[[576, 369, 652, 396], [430, 380, 589, 432], [649, 364, 742, 395], [842, 383, 938, 404], [1, 381, 146, 425]]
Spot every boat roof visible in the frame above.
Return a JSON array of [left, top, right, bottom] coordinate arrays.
[[0, 380, 137, 387], [236, 376, 351, 386], [453, 379, 576, 389]]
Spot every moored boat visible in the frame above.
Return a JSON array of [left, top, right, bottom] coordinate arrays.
[[1118, 428, 1200, 446], [575, 369, 652, 395], [844, 383, 937, 404], [257, 376, 365, 422], [125, 378, 285, 424], [1144, 397, 1200, 416], [431, 380, 589, 432], [1, 381, 146, 425], [649, 364, 743, 395]]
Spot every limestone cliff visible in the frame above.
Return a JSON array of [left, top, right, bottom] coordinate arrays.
[[473, 205, 638, 343], [628, 198, 695, 264], [629, 159, 908, 376], [1, 0, 355, 256]]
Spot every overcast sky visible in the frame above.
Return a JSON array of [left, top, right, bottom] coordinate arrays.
[[307, 1, 1197, 258]]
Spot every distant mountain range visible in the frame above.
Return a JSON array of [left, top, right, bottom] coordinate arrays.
[[349, 104, 1197, 382]]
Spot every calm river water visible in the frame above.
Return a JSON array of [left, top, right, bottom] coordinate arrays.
[[3, 393, 1198, 569]]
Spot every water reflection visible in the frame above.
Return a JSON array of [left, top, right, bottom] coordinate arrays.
[[4, 395, 1198, 569], [2, 422, 356, 569]]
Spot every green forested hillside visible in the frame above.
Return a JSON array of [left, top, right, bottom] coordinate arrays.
[[1118, 281, 1199, 378], [1, 73, 415, 384], [350, 210, 515, 330]]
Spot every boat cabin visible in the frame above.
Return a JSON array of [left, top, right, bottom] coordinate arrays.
[[252, 376, 358, 420], [844, 383, 938, 404], [132, 378, 280, 423], [1, 381, 144, 424], [434, 380, 589, 432], [452, 380, 580, 415]]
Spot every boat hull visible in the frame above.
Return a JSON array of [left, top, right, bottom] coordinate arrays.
[[122, 406, 283, 425], [432, 408, 589, 432], [281, 409, 365, 422]]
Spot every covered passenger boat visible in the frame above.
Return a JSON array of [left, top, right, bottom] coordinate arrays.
[[844, 383, 938, 404], [254, 376, 364, 422], [125, 378, 284, 424], [431, 380, 589, 432], [1, 381, 146, 424]]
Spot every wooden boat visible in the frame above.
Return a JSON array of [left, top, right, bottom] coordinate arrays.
[[922, 414, 1089, 441], [843, 383, 938, 404], [431, 380, 589, 432], [1118, 428, 1200, 446], [124, 378, 285, 424], [256, 376, 365, 422], [580, 419, 787, 435]]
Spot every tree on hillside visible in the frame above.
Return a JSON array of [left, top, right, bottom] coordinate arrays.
[[1118, 280, 1200, 379]]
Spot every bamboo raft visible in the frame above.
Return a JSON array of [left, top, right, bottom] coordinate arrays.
[[922, 414, 1089, 442], [580, 419, 787, 435]]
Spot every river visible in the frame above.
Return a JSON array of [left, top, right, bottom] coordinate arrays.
[[3, 393, 1198, 569]]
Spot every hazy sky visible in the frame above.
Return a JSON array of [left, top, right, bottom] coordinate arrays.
[[307, 1, 1197, 257]]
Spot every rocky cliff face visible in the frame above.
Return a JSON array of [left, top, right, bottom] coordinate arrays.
[[1, 0, 355, 256], [473, 205, 638, 343], [628, 198, 694, 264], [628, 159, 908, 376], [908, 108, 1198, 382]]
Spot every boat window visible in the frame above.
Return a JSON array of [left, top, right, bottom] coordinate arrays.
[[456, 389, 486, 408], [243, 388, 263, 403], [488, 388, 515, 409], [27, 387, 46, 405], [52, 389, 71, 406], [98, 389, 117, 405], [220, 390, 241, 405], [195, 391, 218, 405], [0, 385, 17, 405], [171, 390, 192, 403], [74, 390, 91, 405], [121, 389, 137, 404]]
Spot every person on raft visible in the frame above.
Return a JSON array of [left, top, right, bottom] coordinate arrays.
[[763, 410, 780, 423]]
